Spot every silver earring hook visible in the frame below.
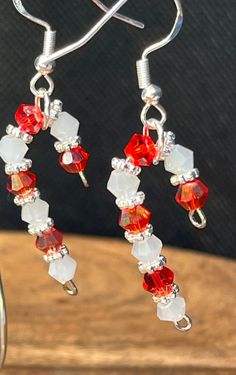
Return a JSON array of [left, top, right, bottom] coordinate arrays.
[[90, 0, 183, 89], [0, 275, 7, 368], [12, 0, 131, 69], [91, 0, 144, 29]]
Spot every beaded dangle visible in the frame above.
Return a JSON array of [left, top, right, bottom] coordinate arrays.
[[0, 0, 131, 297], [104, 0, 209, 331]]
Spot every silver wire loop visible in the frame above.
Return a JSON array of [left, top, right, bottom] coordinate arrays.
[[30, 73, 54, 98], [141, 103, 167, 128], [91, 0, 144, 29], [63, 280, 78, 296], [0, 276, 7, 368], [13, 0, 130, 65], [35, 92, 51, 130], [189, 209, 207, 230], [174, 314, 192, 332]]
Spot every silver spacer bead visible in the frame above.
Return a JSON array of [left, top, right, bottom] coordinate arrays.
[[5, 159, 32, 175], [116, 191, 145, 209], [46, 99, 63, 128], [6, 124, 33, 144], [43, 244, 69, 263], [152, 283, 180, 305], [14, 188, 40, 206], [125, 224, 153, 243], [28, 217, 54, 236], [54, 136, 81, 153], [159, 131, 176, 161], [138, 255, 167, 274], [170, 168, 200, 186], [111, 157, 141, 176]]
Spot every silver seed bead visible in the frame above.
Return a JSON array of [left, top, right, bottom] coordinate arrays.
[[28, 217, 54, 236], [50, 99, 63, 120], [138, 255, 167, 274], [111, 157, 141, 176], [14, 188, 40, 206], [125, 224, 153, 243], [116, 191, 145, 209], [54, 136, 81, 153], [5, 158, 32, 175], [6, 124, 33, 144], [170, 168, 200, 186], [43, 244, 69, 263], [141, 84, 162, 105], [152, 283, 180, 304]]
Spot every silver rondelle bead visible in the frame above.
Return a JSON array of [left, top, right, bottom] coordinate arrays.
[[43, 244, 69, 263], [50, 99, 63, 120], [141, 84, 162, 105], [6, 124, 33, 144], [125, 224, 153, 243], [5, 159, 33, 175], [111, 157, 141, 176], [54, 136, 81, 153], [14, 187, 40, 206], [138, 255, 167, 274], [159, 131, 176, 161], [116, 191, 145, 209], [28, 217, 54, 236], [152, 283, 180, 304], [170, 168, 200, 186]]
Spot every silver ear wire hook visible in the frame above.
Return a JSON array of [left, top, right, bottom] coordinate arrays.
[[12, 0, 131, 70], [90, 0, 183, 89], [91, 0, 144, 29], [0, 275, 7, 368]]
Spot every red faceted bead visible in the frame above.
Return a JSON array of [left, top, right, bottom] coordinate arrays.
[[175, 179, 209, 211], [7, 171, 36, 195], [15, 104, 44, 135], [119, 205, 151, 233], [59, 146, 89, 174], [143, 267, 174, 297], [124, 133, 157, 167], [36, 227, 64, 253]]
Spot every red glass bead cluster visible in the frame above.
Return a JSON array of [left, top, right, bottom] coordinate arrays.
[[15, 104, 44, 135], [59, 146, 90, 174], [124, 133, 157, 167]]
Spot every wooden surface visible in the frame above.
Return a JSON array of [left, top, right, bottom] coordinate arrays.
[[0, 231, 236, 375]]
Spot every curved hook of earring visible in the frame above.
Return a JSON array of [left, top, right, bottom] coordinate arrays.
[[0, 275, 7, 368], [12, 0, 52, 31], [90, 0, 183, 59], [12, 0, 131, 65], [91, 0, 144, 29]]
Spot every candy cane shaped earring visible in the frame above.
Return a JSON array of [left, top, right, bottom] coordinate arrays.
[[0, 0, 133, 298], [93, 0, 201, 330]]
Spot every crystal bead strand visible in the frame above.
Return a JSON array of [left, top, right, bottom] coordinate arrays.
[[0, 102, 85, 295], [107, 150, 192, 331]]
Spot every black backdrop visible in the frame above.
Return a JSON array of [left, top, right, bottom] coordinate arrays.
[[0, 0, 235, 258]]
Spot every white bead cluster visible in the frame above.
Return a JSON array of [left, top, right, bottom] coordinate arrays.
[[0, 111, 77, 288], [107, 157, 187, 324]]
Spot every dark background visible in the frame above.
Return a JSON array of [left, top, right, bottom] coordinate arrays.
[[0, 0, 235, 258]]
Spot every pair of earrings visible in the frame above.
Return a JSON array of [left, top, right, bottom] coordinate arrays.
[[0, 0, 209, 367]]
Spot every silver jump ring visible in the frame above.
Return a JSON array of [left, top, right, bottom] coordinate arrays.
[[174, 314, 192, 332], [63, 280, 78, 296], [30, 72, 54, 98], [189, 209, 207, 229], [35, 91, 51, 130], [141, 103, 167, 128]]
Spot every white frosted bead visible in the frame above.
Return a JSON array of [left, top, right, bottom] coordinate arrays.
[[48, 255, 77, 284], [157, 296, 186, 322], [164, 144, 194, 174], [50, 112, 79, 141], [0, 135, 28, 163], [107, 170, 140, 198], [131, 235, 163, 263], [21, 199, 49, 224]]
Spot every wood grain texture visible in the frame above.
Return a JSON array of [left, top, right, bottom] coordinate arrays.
[[0, 231, 236, 375]]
